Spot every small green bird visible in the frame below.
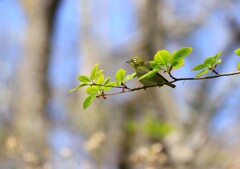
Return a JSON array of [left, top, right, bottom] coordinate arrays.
[[127, 56, 176, 88]]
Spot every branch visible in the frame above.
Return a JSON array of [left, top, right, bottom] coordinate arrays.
[[93, 70, 240, 98]]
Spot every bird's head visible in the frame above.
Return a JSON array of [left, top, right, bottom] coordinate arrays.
[[126, 56, 145, 68]]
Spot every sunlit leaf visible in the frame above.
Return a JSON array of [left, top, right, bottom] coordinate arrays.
[[69, 84, 88, 93], [116, 68, 126, 83], [96, 74, 104, 85], [103, 77, 111, 85], [172, 47, 193, 61], [192, 64, 207, 71], [154, 50, 170, 66], [86, 86, 99, 95], [90, 64, 99, 80], [213, 52, 222, 59], [204, 57, 215, 66], [234, 48, 240, 56], [196, 69, 209, 78], [171, 59, 184, 70], [138, 68, 159, 81], [124, 72, 137, 82], [102, 82, 118, 91], [77, 75, 91, 83], [83, 95, 95, 110]]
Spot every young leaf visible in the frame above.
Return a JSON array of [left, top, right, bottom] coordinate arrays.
[[90, 64, 99, 80], [94, 70, 104, 80], [234, 48, 240, 56], [103, 77, 111, 85], [172, 47, 193, 61], [123, 72, 137, 82], [204, 57, 215, 66], [77, 75, 91, 83], [238, 62, 240, 70], [171, 59, 184, 70], [69, 84, 88, 93], [213, 52, 222, 59], [192, 64, 207, 71], [196, 69, 209, 78], [102, 82, 118, 91], [214, 59, 222, 65], [116, 68, 126, 83], [138, 68, 159, 81], [154, 50, 170, 66], [83, 95, 95, 110], [96, 74, 104, 85], [86, 86, 99, 95]]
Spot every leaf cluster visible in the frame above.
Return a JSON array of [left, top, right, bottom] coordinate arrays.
[[69, 47, 240, 109]]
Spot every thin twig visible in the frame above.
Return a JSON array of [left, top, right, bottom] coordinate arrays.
[[93, 70, 240, 98]]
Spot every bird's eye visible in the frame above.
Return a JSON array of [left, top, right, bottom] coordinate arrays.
[[132, 59, 136, 63]]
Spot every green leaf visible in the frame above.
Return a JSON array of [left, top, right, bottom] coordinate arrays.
[[141, 118, 173, 138], [214, 59, 222, 65], [238, 62, 240, 70], [69, 84, 88, 93], [204, 57, 215, 66], [86, 86, 99, 95], [196, 69, 209, 78], [103, 77, 111, 85], [90, 64, 99, 80], [123, 72, 137, 82], [94, 70, 104, 80], [171, 59, 184, 70], [154, 50, 170, 66], [234, 48, 240, 56], [138, 68, 159, 81], [101, 82, 118, 91], [77, 75, 91, 83], [172, 47, 193, 61], [96, 74, 104, 85], [192, 64, 207, 71], [83, 95, 95, 110], [116, 68, 126, 83], [213, 52, 222, 59]]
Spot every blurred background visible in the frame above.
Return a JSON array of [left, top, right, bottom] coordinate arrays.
[[1, 0, 240, 169]]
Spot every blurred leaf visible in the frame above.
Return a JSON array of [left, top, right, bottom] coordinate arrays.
[[172, 47, 193, 61], [103, 77, 111, 85], [90, 64, 99, 80], [124, 72, 137, 82], [204, 57, 215, 66], [138, 68, 159, 81], [97, 74, 104, 85], [94, 70, 104, 80], [116, 68, 126, 83], [213, 52, 222, 59], [69, 84, 88, 93], [234, 48, 240, 56], [215, 59, 222, 65], [125, 120, 137, 134], [171, 59, 184, 70], [77, 75, 91, 83], [192, 64, 207, 71], [142, 118, 173, 138], [83, 95, 95, 110], [101, 82, 118, 91], [238, 62, 240, 70], [86, 86, 99, 95], [196, 69, 209, 78]]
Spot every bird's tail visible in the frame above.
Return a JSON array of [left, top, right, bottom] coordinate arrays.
[[166, 82, 176, 88]]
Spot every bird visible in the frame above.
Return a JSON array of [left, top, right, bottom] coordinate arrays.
[[126, 56, 176, 88]]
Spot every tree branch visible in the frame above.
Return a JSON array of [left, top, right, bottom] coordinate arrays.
[[93, 70, 240, 98]]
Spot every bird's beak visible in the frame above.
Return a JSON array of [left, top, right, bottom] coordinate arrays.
[[126, 60, 131, 64]]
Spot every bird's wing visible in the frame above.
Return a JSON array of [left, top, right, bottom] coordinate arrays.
[[145, 61, 169, 82]]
